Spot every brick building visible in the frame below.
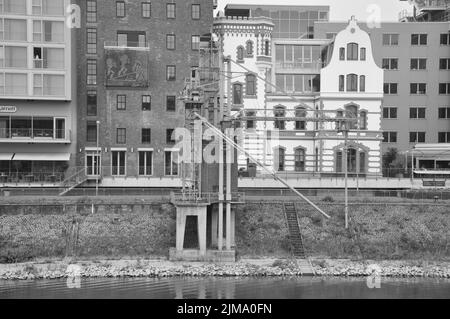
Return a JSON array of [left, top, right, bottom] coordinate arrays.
[[76, 0, 215, 187]]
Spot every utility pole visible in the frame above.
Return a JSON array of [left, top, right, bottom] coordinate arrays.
[[344, 128, 349, 229]]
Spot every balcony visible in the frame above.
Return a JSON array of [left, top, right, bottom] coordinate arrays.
[[275, 61, 324, 73], [0, 128, 71, 143]]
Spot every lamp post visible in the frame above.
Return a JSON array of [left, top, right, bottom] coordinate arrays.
[[344, 128, 349, 229], [96, 120, 100, 197]]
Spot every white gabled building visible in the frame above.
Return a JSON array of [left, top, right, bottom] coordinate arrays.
[[215, 15, 384, 177]]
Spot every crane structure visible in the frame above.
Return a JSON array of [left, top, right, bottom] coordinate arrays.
[[169, 31, 361, 261]]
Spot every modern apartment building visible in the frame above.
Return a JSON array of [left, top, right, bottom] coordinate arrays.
[[76, 0, 215, 187], [314, 21, 450, 154], [224, 4, 329, 39], [0, 0, 77, 185]]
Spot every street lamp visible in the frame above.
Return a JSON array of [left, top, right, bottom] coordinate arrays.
[[96, 120, 100, 197]]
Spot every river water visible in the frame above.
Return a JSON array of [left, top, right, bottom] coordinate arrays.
[[0, 277, 449, 299]]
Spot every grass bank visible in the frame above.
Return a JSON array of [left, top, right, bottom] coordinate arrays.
[[0, 198, 449, 263]]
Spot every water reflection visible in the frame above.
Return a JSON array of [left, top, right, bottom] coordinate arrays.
[[0, 277, 449, 299]]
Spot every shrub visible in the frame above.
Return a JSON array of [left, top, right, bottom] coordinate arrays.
[[322, 196, 335, 202]]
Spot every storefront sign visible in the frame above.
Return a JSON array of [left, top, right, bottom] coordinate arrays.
[[0, 106, 17, 113]]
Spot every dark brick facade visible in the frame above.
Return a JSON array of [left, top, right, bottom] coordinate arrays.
[[76, 0, 214, 178]]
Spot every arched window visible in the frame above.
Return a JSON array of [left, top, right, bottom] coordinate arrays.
[[232, 83, 243, 105], [274, 147, 285, 171], [294, 148, 305, 172], [336, 147, 366, 173], [359, 75, 365, 92], [246, 74, 256, 96], [237, 46, 244, 61], [339, 47, 345, 60], [265, 40, 270, 56], [246, 40, 253, 56], [347, 43, 358, 60], [359, 110, 367, 130], [274, 106, 286, 130], [345, 104, 358, 129], [360, 48, 366, 61], [339, 75, 345, 91], [346, 74, 358, 91], [295, 107, 306, 130]]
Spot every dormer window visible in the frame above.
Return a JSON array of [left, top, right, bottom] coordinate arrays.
[[347, 43, 358, 60]]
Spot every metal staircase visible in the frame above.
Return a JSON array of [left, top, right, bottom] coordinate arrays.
[[283, 202, 306, 258], [59, 168, 88, 196]]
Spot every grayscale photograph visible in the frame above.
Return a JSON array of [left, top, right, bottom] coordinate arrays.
[[0, 0, 449, 306]]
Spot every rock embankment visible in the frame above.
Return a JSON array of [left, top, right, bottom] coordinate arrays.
[[0, 259, 449, 280]]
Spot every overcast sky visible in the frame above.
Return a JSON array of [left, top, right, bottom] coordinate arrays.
[[217, 0, 414, 22]]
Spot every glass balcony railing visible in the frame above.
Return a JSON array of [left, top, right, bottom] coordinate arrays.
[[0, 128, 68, 140]]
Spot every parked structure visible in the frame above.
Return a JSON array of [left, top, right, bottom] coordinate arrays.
[[0, 0, 77, 185]]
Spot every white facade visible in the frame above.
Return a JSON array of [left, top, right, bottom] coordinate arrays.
[[216, 15, 384, 176]]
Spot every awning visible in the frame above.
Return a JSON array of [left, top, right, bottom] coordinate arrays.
[[0, 153, 14, 160], [12, 153, 71, 161]]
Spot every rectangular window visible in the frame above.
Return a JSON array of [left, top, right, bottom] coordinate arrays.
[[383, 131, 397, 143], [142, 2, 151, 18], [141, 128, 151, 144], [116, 94, 126, 110], [139, 151, 153, 175], [117, 31, 146, 48], [116, 128, 126, 144], [87, 28, 97, 54], [116, 1, 125, 17], [166, 128, 174, 144], [86, 121, 97, 142], [166, 3, 175, 18], [142, 95, 151, 111], [166, 65, 176, 81], [440, 58, 450, 70], [87, 59, 97, 85], [360, 48, 366, 61], [409, 132, 425, 143], [166, 95, 176, 111], [409, 107, 426, 119], [165, 151, 178, 176], [191, 35, 200, 50], [112, 151, 126, 176], [382, 34, 399, 45], [438, 132, 450, 143], [192, 4, 200, 19], [440, 33, 450, 45], [410, 83, 426, 94], [339, 75, 344, 92], [410, 58, 426, 70], [439, 83, 450, 94], [87, 90, 97, 116], [384, 83, 398, 94], [382, 58, 398, 70], [166, 34, 175, 50], [382, 107, 397, 119], [438, 107, 450, 119], [86, 0, 97, 23], [411, 34, 427, 45]]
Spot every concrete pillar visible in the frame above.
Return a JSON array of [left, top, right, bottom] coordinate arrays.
[[231, 209, 235, 247], [198, 212, 207, 255], [211, 208, 218, 247], [218, 203, 223, 250], [176, 212, 186, 251], [226, 203, 231, 250]]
